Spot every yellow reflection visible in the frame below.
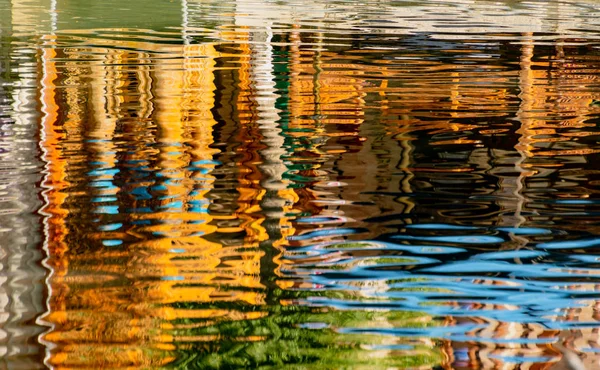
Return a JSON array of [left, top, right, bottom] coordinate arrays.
[[32, 10, 600, 370], [36, 31, 270, 367]]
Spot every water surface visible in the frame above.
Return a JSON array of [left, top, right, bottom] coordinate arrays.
[[2, 0, 600, 368]]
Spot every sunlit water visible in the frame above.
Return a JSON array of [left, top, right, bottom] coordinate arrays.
[[2, 0, 600, 369]]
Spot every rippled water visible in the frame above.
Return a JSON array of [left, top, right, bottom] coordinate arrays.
[[2, 0, 600, 368]]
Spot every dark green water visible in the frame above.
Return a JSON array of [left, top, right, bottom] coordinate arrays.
[[2, 0, 600, 368]]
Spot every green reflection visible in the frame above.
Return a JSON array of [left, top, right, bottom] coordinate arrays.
[[170, 301, 444, 369]]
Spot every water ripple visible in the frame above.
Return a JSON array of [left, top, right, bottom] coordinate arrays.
[[3, 0, 600, 368]]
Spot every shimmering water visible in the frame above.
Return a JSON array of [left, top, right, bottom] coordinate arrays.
[[2, 0, 600, 368]]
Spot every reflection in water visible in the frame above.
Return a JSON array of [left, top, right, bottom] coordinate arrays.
[[2, 0, 600, 368]]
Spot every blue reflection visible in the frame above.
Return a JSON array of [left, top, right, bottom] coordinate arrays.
[[392, 234, 505, 244], [102, 239, 123, 246], [537, 238, 600, 250]]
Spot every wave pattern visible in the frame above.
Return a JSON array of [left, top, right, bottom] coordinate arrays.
[[2, 0, 600, 369]]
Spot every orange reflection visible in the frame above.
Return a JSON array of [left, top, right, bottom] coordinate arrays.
[[36, 31, 273, 367], [33, 16, 600, 370]]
